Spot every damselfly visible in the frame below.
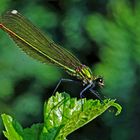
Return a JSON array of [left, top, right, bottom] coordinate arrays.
[[0, 10, 104, 99]]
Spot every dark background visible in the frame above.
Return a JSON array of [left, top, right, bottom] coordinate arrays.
[[0, 0, 140, 140]]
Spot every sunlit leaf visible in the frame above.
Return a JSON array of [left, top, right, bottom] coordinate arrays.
[[1, 93, 122, 140], [42, 92, 122, 139]]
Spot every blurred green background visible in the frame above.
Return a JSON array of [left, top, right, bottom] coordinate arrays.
[[0, 0, 139, 140]]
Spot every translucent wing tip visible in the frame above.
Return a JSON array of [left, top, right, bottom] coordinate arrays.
[[0, 10, 18, 26], [11, 10, 18, 15]]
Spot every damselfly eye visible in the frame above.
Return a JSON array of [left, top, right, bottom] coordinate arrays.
[[95, 77, 104, 87], [99, 78, 103, 83]]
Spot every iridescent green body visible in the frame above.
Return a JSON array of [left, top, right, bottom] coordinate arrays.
[[0, 10, 104, 89]]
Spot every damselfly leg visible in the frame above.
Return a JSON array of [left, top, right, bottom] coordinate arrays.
[[89, 88, 103, 102], [80, 83, 93, 98], [53, 78, 80, 95]]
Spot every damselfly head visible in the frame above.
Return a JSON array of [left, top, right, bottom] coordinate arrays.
[[95, 76, 104, 88]]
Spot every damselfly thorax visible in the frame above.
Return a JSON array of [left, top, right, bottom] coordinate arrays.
[[66, 64, 104, 87]]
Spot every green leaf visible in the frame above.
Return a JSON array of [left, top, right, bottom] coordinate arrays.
[[1, 93, 122, 140], [1, 114, 23, 140], [23, 123, 43, 140], [43, 92, 122, 140], [1, 113, 44, 140]]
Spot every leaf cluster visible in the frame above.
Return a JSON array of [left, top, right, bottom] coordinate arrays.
[[1, 92, 122, 140]]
